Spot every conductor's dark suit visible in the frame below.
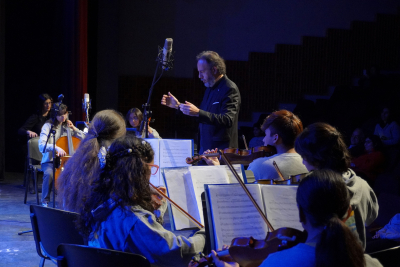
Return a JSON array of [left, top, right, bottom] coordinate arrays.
[[198, 75, 241, 154]]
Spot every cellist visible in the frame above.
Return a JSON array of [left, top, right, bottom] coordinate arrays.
[[38, 103, 85, 207], [197, 170, 382, 267], [202, 110, 308, 181]]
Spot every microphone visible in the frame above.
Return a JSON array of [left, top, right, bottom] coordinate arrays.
[[82, 93, 91, 133], [83, 93, 90, 110], [162, 38, 173, 70]]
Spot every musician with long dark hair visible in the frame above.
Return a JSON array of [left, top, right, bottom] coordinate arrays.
[[77, 135, 205, 267], [38, 104, 84, 207], [209, 170, 382, 267], [18, 93, 53, 138]]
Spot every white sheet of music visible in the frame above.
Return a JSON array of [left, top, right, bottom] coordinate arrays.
[[187, 166, 230, 224], [221, 164, 244, 183], [260, 185, 303, 231], [162, 167, 199, 230], [207, 184, 269, 250], [159, 139, 192, 168]]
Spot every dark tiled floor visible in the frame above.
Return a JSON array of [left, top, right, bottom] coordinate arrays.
[[0, 172, 195, 267], [0, 172, 54, 267]]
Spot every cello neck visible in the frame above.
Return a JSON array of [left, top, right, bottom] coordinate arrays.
[[66, 127, 74, 156]]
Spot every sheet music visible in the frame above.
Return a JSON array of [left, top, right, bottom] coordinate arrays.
[[163, 167, 199, 230], [207, 184, 269, 250], [260, 185, 303, 230], [159, 139, 192, 168], [221, 164, 244, 183], [187, 166, 230, 224], [145, 139, 162, 186]]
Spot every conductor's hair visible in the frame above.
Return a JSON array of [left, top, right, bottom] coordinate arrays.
[[196, 51, 226, 75]]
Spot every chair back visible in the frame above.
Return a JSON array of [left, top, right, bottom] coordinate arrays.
[[57, 244, 151, 267], [30, 205, 85, 261], [28, 137, 43, 164], [369, 246, 400, 267]]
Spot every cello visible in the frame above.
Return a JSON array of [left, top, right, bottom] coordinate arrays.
[[54, 126, 81, 184]]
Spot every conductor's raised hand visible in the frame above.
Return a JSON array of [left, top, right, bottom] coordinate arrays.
[[180, 101, 200, 117], [161, 92, 180, 109], [201, 148, 220, 166]]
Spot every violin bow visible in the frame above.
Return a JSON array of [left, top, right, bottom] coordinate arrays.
[[273, 161, 285, 181], [218, 152, 275, 232], [149, 183, 204, 229]]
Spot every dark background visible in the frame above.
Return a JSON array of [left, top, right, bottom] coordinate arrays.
[[1, 0, 400, 175]]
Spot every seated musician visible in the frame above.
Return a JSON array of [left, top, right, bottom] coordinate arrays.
[[203, 110, 308, 181], [208, 169, 382, 267], [57, 109, 126, 212], [126, 107, 161, 138], [295, 122, 379, 249], [38, 104, 85, 207], [76, 135, 205, 267]]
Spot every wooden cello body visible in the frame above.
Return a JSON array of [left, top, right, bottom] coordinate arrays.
[[54, 128, 81, 185]]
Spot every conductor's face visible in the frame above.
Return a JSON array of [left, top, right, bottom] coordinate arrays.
[[197, 59, 216, 87]]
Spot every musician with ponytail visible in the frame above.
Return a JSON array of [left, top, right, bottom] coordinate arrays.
[[56, 109, 126, 212]]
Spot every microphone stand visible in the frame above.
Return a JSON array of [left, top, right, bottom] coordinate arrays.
[[139, 46, 173, 138]]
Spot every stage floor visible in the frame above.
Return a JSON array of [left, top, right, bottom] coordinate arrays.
[[0, 172, 195, 266]]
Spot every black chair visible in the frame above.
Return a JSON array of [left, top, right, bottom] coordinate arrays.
[[24, 137, 43, 205], [30, 205, 86, 267], [57, 244, 151, 267], [368, 246, 400, 267]]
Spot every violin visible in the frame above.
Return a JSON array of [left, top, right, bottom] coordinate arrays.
[[190, 151, 307, 267], [192, 228, 307, 267], [186, 145, 277, 165]]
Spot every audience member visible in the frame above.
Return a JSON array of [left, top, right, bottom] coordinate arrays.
[[349, 128, 366, 158], [248, 123, 265, 148], [351, 134, 385, 185], [374, 106, 400, 147]]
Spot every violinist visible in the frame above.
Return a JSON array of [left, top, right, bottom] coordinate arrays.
[[202, 110, 308, 181], [295, 122, 379, 249], [38, 104, 85, 207], [126, 108, 161, 138], [208, 169, 382, 267], [76, 135, 205, 267]]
